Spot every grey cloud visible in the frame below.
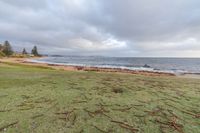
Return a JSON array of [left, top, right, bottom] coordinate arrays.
[[0, 0, 200, 57], [0, 0, 47, 9], [98, 0, 200, 41]]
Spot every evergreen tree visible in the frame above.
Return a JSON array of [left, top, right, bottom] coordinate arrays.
[[22, 48, 28, 55], [2, 41, 13, 56], [31, 46, 39, 56], [0, 44, 3, 51]]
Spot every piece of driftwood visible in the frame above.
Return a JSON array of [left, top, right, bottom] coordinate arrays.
[[156, 118, 184, 133]]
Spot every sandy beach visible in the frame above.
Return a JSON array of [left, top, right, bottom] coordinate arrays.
[[0, 57, 177, 77], [2, 57, 200, 79]]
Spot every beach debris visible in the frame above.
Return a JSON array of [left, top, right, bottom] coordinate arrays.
[[180, 110, 200, 119], [71, 113, 77, 125], [144, 106, 186, 133], [112, 106, 132, 112], [92, 125, 110, 133], [112, 88, 123, 93], [21, 95, 31, 99], [0, 109, 12, 112], [84, 108, 111, 119], [55, 109, 75, 121], [84, 103, 111, 118], [0, 121, 18, 132], [111, 120, 139, 133], [17, 102, 35, 111], [72, 100, 87, 104], [31, 114, 44, 119], [55, 108, 77, 126], [83, 94, 92, 100], [77, 66, 84, 70], [195, 114, 200, 118], [155, 118, 184, 133], [165, 102, 200, 119], [144, 107, 163, 116]]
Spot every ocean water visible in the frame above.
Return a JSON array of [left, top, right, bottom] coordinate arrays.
[[30, 56, 200, 74]]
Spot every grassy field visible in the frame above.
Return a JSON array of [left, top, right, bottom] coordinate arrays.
[[0, 62, 200, 133]]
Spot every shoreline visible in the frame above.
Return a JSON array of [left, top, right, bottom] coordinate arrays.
[[0, 57, 175, 77], [2, 57, 200, 78]]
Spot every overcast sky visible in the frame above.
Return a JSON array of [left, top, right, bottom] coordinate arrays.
[[0, 0, 200, 57]]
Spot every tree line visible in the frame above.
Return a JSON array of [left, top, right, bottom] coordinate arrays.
[[0, 40, 40, 57]]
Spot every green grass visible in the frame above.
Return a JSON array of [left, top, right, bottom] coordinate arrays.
[[0, 62, 200, 133], [0, 51, 5, 58]]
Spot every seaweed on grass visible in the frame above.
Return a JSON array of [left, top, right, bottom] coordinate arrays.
[[0, 121, 18, 132], [111, 120, 139, 133]]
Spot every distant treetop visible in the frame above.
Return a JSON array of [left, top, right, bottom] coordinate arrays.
[[2, 40, 13, 56], [31, 45, 40, 56], [22, 48, 28, 55]]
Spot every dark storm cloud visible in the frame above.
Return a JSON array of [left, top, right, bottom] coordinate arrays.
[[0, 0, 200, 57]]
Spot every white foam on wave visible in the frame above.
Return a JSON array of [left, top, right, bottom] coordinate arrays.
[[27, 58, 178, 74]]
